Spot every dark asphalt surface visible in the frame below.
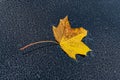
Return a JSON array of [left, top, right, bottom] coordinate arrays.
[[0, 0, 120, 80]]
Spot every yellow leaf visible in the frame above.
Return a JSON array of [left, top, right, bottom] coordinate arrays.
[[20, 16, 91, 60], [52, 16, 91, 60]]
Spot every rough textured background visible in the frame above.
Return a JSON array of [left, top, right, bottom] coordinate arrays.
[[0, 0, 120, 80]]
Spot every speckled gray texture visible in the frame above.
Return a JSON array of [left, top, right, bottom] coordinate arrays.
[[0, 0, 120, 80]]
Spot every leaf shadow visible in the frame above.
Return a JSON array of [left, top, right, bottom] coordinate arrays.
[[78, 55, 86, 57]]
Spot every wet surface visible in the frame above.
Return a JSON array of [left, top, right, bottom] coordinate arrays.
[[0, 0, 120, 80]]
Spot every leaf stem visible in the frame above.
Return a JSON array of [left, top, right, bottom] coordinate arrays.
[[20, 40, 58, 51]]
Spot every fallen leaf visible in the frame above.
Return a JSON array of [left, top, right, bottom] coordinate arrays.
[[52, 16, 91, 60], [20, 16, 91, 60]]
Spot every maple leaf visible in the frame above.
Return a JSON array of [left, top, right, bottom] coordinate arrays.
[[52, 16, 91, 59], [20, 16, 91, 60]]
